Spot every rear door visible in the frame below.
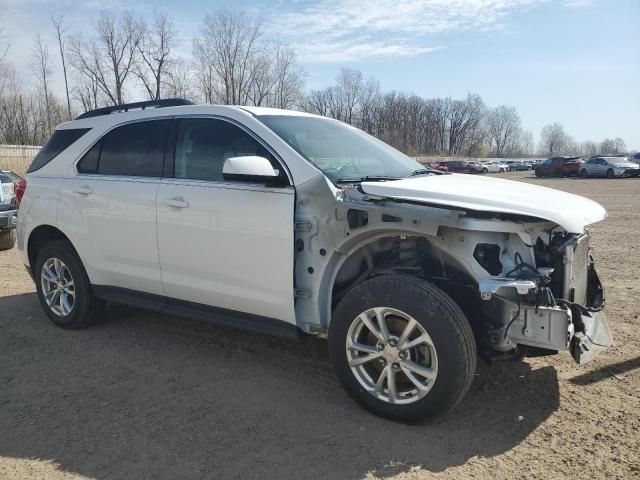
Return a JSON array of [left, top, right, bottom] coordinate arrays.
[[59, 119, 170, 295], [156, 116, 295, 323]]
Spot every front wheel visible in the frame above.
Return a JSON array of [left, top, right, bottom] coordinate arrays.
[[329, 275, 476, 422], [580, 169, 588, 178], [482, 168, 488, 174], [606, 169, 615, 178]]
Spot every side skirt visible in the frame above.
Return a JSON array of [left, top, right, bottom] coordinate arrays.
[[92, 285, 301, 339]]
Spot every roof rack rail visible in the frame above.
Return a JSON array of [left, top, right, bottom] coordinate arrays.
[[76, 98, 194, 120]]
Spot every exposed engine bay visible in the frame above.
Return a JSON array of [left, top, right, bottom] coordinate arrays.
[[326, 219, 610, 365], [292, 174, 612, 366]]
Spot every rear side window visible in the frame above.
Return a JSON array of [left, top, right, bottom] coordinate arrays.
[[77, 120, 170, 177], [28, 128, 91, 173]]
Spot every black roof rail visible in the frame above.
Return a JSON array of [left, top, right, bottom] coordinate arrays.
[[76, 98, 194, 120]]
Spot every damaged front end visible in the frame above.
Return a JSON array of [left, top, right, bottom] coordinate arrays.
[[478, 232, 612, 365]]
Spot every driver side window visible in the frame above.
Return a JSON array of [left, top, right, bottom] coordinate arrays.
[[173, 118, 281, 182]]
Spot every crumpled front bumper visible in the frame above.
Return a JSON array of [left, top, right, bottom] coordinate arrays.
[[570, 310, 613, 364], [570, 262, 612, 364]]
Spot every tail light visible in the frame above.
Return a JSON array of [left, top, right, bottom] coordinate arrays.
[[14, 178, 26, 209]]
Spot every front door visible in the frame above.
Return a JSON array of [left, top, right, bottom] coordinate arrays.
[[156, 117, 296, 324]]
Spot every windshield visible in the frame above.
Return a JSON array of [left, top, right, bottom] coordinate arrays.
[[257, 115, 426, 182]]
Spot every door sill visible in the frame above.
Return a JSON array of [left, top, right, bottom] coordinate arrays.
[[93, 285, 300, 338]]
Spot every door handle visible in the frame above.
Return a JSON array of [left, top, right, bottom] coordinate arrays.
[[72, 186, 93, 195], [159, 197, 189, 208]]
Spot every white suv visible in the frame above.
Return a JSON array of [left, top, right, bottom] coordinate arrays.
[[17, 100, 612, 422]]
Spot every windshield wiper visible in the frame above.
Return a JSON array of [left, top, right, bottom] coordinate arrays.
[[334, 175, 402, 183], [408, 168, 443, 177]]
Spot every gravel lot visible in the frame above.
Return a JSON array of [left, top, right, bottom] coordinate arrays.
[[0, 171, 638, 479]]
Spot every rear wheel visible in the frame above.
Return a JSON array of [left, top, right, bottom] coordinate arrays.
[[35, 240, 103, 329], [0, 229, 15, 251], [606, 169, 615, 178], [482, 168, 488, 174], [329, 275, 476, 422]]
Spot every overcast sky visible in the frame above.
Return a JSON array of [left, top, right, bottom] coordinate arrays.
[[2, 0, 639, 149]]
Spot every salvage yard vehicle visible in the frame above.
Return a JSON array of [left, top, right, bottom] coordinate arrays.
[[480, 161, 508, 173], [580, 156, 640, 178], [0, 170, 21, 207], [0, 203, 17, 250], [17, 100, 612, 422], [439, 160, 482, 174], [535, 156, 584, 177], [0, 171, 20, 250]]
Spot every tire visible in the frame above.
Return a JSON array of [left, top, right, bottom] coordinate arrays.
[[34, 239, 103, 329], [329, 275, 476, 422], [606, 169, 614, 179], [482, 168, 488, 174], [580, 169, 588, 178], [0, 229, 16, 251], [535, 169, 543, 177]]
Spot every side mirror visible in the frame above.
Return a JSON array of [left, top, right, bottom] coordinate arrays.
[[222, 156, 286, 186]]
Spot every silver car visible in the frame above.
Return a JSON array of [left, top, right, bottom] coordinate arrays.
[[580, 156, 640, 178]]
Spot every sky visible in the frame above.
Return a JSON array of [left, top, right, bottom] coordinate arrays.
[[2, 0, 639, 149]]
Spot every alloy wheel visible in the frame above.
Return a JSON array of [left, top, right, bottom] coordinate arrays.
[[41, 257, 76, 316], [346, 307, 438, 405]]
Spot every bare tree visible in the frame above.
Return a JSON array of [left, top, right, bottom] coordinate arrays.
[[134, 13, 175, 100], [51, 16, 72, 118], [271, 44, 304, 109], [580, 140, 599, 158], [519, 130, 535, 156], [540, 122, 569, 156], [163, 59, 195, 101], [303, 88, 330, 116], [31, 34, 52, 133], [447, 94, 484, 155], [73, 73, 101, 112], [70, 11, 142, 106], [486, 105, 521, 157], [193, 10, 262, 105], [613, 137, 626, 154]]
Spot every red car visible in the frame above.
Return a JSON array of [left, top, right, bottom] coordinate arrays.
[[439, 160, 482, 174], [535, 156, 584, 177], [425, 162, 448, 172]]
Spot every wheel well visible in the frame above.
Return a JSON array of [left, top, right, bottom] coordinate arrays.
[[330, 235, 478, 316], [27, 225, 72, 268]]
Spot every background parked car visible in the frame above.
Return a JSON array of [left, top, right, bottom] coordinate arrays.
[[535, 156, 584, 177], [479, 161, 508, 173], [439, 160, 482, 174], [425, 162, 449, 172], [580, 156, 640, 178], [0, 170, 21, 207], [502, 160, 531, 171]]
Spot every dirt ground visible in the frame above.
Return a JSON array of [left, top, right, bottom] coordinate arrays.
[[0, 171, 638, 480]]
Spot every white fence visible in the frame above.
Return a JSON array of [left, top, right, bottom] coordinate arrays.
[[0, 144, 41, 176]]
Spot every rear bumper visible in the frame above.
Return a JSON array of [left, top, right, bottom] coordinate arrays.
[[0, 209, 17, 230]]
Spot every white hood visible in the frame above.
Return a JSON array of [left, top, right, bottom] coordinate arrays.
[[361, 174, 606, 233]]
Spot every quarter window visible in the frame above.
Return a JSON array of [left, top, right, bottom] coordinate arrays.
[[173, 118, 281, 182], [28, 128, 91, 173], [77, 120, 170, 177]]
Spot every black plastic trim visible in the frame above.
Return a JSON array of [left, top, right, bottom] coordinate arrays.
[[93, 285, 300, 338], [76, 99, 193, 120]]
